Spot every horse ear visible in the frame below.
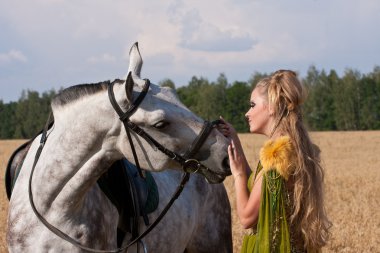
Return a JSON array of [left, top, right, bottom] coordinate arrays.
[[125, 71, 134, 102], [128, 42, 143, 78]]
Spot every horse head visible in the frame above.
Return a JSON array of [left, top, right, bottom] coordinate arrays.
[[112, 42, 231, 183]]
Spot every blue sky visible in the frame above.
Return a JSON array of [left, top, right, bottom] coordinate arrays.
[[1, 0, 379, 102]]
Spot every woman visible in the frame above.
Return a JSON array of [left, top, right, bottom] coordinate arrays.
[[219, 70, 331, 253]]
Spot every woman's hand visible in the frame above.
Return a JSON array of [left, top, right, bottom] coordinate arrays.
[[218, 116, 249, 179], [228, 140, 248, 179], [217, 116, 239, 143]]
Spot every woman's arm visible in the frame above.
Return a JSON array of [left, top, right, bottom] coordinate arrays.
[[234, 170, 263, 229], [218, 116, 263, 229]]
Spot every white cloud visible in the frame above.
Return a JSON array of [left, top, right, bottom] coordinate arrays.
[[179, 21, 255, 52], [87, 53, 117, 64], [168, 2, 255, 52], [0, 50, 28, 64]]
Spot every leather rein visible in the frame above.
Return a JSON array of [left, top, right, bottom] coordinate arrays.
[[28, 76, 223, 252]]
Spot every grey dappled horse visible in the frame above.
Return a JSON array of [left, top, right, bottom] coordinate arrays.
[[7, 43, 232, 252]]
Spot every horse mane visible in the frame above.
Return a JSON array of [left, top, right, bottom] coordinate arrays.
[[52, 79, 124, 107]]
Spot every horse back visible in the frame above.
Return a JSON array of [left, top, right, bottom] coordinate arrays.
[[5, 140, 33, 200]]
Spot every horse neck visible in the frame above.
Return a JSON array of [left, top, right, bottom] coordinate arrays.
[[34, 95, 122, 213]]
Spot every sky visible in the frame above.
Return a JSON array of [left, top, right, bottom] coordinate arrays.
[[0, 0, 379, 102]]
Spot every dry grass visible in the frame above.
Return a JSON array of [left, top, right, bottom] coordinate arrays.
[[0, 140, 26, 253], [1, 132, 380, 252]]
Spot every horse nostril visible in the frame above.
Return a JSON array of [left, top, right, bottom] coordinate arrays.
[[222, 157, 231, 174]]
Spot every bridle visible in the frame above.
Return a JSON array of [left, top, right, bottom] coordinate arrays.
[[28, 74, 226, 252]]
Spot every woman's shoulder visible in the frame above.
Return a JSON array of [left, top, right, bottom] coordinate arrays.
[[259, 136, 296, 180]]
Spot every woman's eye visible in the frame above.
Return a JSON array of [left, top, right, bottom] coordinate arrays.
[[153, 121, 169, 129], [249, 102, 256, 108]]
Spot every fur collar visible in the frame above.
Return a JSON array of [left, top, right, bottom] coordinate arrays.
[[259, 136, 295, 180]]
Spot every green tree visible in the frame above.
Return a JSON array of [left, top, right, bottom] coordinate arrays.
[[177, 76, 210, 116], [2, 65, 380, 139], [159, 78, 176, 89], [12, 89, 55, 138], [224, 81, 251, 132], [333, 69, 361, 130], [303, 66, 337, 130], [200, 73, 229, 120], [0, 101, 18, 138], [357, 75, 380, 129]]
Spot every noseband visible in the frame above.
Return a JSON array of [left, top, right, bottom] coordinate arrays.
[[28, 75, 225, 253]]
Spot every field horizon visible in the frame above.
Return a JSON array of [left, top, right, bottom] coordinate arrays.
[[1, 131, 379, 252]]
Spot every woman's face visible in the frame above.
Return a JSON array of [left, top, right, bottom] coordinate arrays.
[[245, 87, 273, 136]]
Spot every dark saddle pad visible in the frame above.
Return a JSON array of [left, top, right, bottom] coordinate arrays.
[[5, 140, 32, 200], [97, 159, 159, 229], [5, 140, 159, 237]]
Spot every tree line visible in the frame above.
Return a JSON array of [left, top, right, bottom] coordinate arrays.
[[1, 66, 379, 139]]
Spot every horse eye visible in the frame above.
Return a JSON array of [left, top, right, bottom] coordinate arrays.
[[153, 121, 169, 129]]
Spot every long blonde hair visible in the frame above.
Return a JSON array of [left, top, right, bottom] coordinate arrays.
[[256, 70, 331, 251]]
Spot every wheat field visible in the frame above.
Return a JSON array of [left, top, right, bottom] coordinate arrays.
[[1, 132, 379, 252]]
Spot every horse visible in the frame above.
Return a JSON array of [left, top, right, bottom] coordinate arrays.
[[7, 42, 231, 252]]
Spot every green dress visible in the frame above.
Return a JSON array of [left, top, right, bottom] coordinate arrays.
[[240, 162, 292, 253]]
